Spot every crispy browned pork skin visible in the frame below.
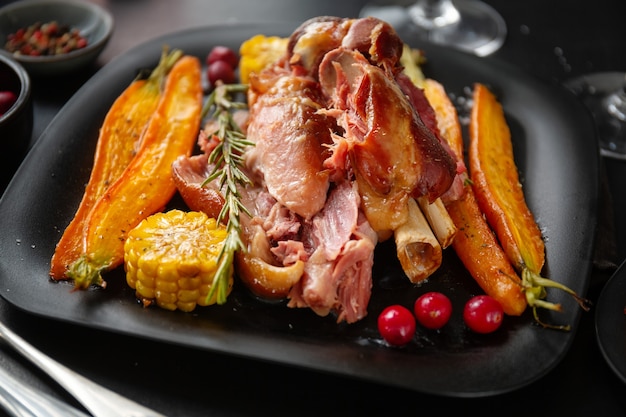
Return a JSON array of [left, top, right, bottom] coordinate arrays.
[[287, 16, 403, 77], [173, 16, 458, 323], [318, 47, 456, 234], [394, 73, 467, 203]]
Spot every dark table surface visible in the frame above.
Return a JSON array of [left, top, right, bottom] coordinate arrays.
[[1, 0, 626, 416]]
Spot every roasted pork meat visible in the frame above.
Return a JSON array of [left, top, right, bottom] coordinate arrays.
[[173, 16, 459, 323], [318, 47, 456, 234], [245, 66, 334, 220]]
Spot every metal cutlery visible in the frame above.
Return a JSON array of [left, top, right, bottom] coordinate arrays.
[[0, 321, 166, 417], [0, 363, 89, 417]]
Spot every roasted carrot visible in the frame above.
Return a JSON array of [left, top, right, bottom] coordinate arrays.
[[50, 49, 183, 280], [469, 83, 590, 329], [446, 189, 527, 315], [469, 83, 545, 275], [423, 78, 527, 316], [66, 54, 203, 290]]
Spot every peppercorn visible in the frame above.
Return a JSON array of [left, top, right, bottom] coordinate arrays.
[[4, 21, 88, 57]]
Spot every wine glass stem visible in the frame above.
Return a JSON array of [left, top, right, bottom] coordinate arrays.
[[409, 0, 460, 30]]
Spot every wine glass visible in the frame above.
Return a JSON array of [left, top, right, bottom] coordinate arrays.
[[564, 72, 626, 159], [359, 0, 506, 57]]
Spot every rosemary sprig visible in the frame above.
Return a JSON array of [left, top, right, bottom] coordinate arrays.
[[202, 82, 254, 305]]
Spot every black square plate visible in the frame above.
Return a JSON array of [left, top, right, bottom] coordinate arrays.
[[0, 23, 599, 397]]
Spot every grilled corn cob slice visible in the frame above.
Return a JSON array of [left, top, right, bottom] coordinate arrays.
[[124, 209, 232, 312]]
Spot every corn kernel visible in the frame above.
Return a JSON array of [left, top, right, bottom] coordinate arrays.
[[123, 209, 232, 312], [156, 280, 178, 294], [177, 302, 196, 313], [178, 288, 200, 303], [135, 281, 154, 299], [155, 290, 177, 304], [178, 277, 201, 291]]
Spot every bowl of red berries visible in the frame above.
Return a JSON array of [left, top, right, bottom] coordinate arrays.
[[0, 0, 113, 76], [0, 53, 32, 190]]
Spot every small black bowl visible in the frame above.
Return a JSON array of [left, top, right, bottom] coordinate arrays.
[[0, 0, 114, 77], [0, 53, 33, 192]]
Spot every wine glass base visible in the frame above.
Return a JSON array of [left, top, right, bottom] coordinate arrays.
[[564, 72, 626, 160], [360, 0, 506, 56]]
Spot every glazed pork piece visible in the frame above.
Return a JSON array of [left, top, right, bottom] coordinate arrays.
[[318, 47, 456, 234], [173, 16, 459, 323], [287, 16, 404, 76], [171, 152, 223, 219]]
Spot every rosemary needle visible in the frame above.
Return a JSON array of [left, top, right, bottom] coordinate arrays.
[[202, 82, 254, 305]]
